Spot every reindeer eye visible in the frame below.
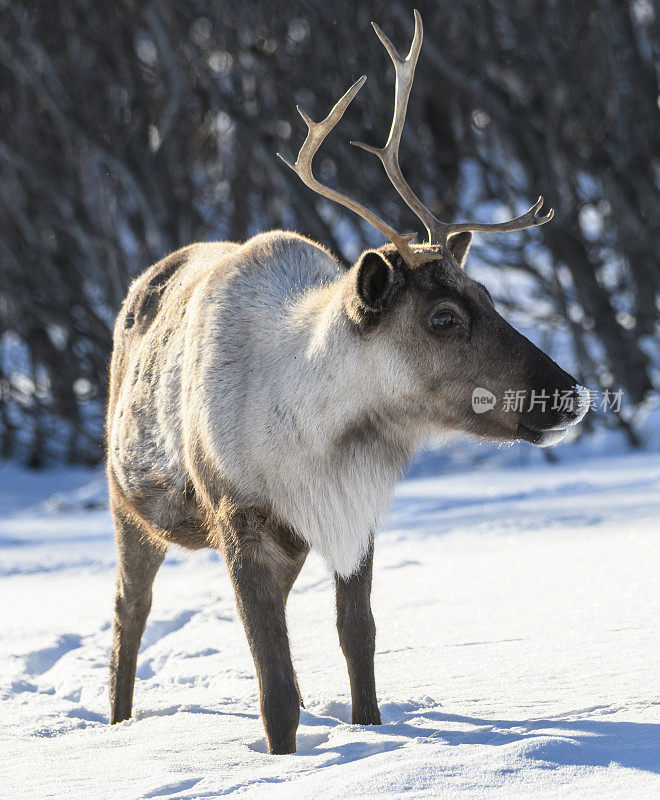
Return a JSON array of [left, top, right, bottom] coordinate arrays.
[[431, 310, 458, 330]]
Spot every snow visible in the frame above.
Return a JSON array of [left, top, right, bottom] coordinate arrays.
[[1, 452, 659, 799]]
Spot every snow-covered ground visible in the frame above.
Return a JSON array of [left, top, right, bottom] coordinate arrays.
[[0, 452, 658, 799]]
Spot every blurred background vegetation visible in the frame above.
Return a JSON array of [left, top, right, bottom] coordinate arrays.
[[0, 0, 658, 466]]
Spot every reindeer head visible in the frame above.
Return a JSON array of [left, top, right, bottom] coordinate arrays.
[[280, 10, 588, 447]]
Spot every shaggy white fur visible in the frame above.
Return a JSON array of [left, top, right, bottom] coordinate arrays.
[[109, 230, 588, 578], [182, 233, 417, 576]]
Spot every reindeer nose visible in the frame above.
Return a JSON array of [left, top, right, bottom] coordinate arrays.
[[548, 382, 590, 428], [566, 384, 590, 423], [522, 376, 590, 433]]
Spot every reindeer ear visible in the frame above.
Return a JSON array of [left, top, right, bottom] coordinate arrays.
[[354, 250, 395, 311], [448, 231, 472, 267]]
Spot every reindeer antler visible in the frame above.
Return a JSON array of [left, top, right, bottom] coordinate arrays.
[[355, 10, 554, 249], [279, 10, 554, 268], [277, 78, 421, 266], [351, 10, 433, 241]]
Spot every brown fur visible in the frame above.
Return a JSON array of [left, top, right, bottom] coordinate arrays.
[[107, 232, 586, 754]]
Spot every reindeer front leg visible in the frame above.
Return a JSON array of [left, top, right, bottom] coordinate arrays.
[[335, 540, 381, 725], [222, 510, 306, 754]]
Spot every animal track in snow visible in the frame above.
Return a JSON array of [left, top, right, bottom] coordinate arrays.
[[139, 610, 196, 652], [23, 634, 83, 675], [142, 778, 201, 798]]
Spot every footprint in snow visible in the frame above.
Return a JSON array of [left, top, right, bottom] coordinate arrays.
[[23, 633, 83, 676], [142, 778, 201, 798], [139, 610, 196, 652]]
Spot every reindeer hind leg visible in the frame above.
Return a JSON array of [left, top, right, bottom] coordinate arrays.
[[109, 508, 167, 724]]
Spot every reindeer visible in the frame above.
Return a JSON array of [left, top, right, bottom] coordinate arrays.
[[107, 11, 588, 754]]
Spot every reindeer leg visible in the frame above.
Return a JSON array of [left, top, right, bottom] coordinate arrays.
[[222, 511, 307, 754], [281, 549, 308, 709], [335, 540, 381, 725], [109, 509, 166, 724]]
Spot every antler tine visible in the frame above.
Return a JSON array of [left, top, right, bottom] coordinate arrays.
[[278, 76, 419, 264], [279, 10, 555, 269], [351, 9, 438, 242], [438, 196, 555, 240], [351, 10, 555, 253]]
